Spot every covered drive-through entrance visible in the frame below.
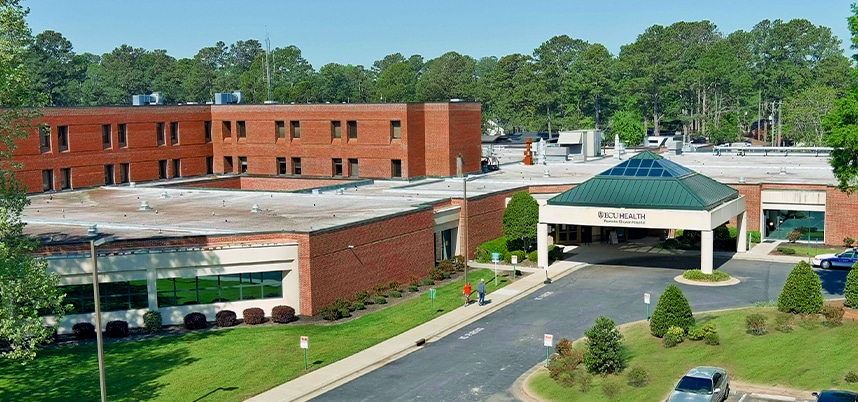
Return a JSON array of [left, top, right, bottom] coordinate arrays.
[[537, 151, 747, 274]]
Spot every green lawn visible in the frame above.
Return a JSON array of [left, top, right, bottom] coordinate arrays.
[[530, 307, 858, 401], [774, 244, 844, 257], [0, 269, 508, 402]]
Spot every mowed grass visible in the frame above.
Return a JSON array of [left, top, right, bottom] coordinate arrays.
[[0, 269, 508, 402], [774, 244, 844, 257], [530, 307, 858, 401]]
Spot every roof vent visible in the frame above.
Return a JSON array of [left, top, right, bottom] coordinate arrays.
[[87, 224, 98, 237], [263, 100, 279, 105], [738, 177, 746, 184], [543, 169, 551, 177], [336, 188, 344, 195], [139, 200, 152, 211], [779, 167, 787, 175], [251, 204, 262, 213], [160, 191, 170, 199], [214, 91, 245, 105], [132, 92, 163, 106]]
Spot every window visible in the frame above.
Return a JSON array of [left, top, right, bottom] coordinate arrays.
[[391, 121, 401, 139], [60, 168, 71, 190], [206, 156, 213, 174], [276, 121, 285, 139], [57, 281, 148, 314], [172, 159, 181, 178], [118, 124, 127, 147], [331, 121, 342, 139], [102, 124, 112, 149], [290, 121, 301, 139], [223, 121, 232, 139], [104, 165, 115, 185], [291, 157, 302, 175], [58, 125, 68, 152], [170, 122, 179, 145], [158, 160, 168, 179], [239, 156, 248, 173], [347, 120, 357, 139], [391, 159, 402, 178], [763, 209, 826, 241], [223, 156, 234, 173], [156, 122, 165, 146], [120, 163, 130, 183], [156, 272, 282, 307], [277, 157, 287, 175], [42, 169, 54, 192], [348, 158, 359, 177], [204, 121, 212, 142], [332, 158, 343, 176], [237, 121, 246, 138], [39, 125, 51, 153]]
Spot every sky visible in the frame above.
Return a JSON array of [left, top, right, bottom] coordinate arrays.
[[25, 0, 856, 68]]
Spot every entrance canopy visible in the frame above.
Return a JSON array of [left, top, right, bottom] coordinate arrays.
[[537, 151, 747, 274]]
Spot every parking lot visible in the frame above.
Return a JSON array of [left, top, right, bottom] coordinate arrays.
[[727, 390, 815, 402]]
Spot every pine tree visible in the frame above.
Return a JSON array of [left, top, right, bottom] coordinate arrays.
[[777, 261, 824, 314], [649, 284, 695, 337]]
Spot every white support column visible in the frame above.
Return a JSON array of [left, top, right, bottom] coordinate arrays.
[[146, 266, 158, 311], [701, 229, 714, 274], [537, 223, 548, 269], [736, 211, 748, 253]]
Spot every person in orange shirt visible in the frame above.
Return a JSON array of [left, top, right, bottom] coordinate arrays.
[[463, 282, 472, 306]]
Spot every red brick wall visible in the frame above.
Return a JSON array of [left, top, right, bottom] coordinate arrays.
[[824, 187, 857, 243]]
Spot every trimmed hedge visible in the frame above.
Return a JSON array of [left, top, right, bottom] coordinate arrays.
[[475, 237, 510, 263], [777, 261, 823, 314], [183, 312, 208, 330], [104, 320, 129, 338], [243, 308, 265, 325], [650, 284, 695, 337], [142, 311, 162, 333], [216, 310, 238, 327], [271, 305, 296, 323], [682, 269, 730, 282], [845, 264, 858, 308], [72, 322, 96, 340]]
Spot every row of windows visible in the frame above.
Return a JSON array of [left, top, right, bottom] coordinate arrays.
[[40, 122, 189, 154], [41, 157, 216, 191], [52, 271, 283, 314], [227, 120, 402, 141], [230, 156, 403, 178]]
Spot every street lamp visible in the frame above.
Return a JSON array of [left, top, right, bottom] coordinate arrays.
[[90, 235, 115, 402], [457, 154, 468, 285]]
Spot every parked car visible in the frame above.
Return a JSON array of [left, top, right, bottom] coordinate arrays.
[[667, 366, 730, 402], [812, 390, 858, 401], [811, 248, 858, 269]]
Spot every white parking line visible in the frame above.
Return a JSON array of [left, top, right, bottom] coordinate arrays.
[[738, 394, 747, 402]]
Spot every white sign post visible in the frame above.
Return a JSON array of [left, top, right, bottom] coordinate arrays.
[[644, 293, 651, 320], [544, 334, 554, 366], [511, 255, 518, 281], [300, 336, 309, 369]]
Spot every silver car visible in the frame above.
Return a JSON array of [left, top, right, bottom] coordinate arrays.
[[667, 366, 730, 402]]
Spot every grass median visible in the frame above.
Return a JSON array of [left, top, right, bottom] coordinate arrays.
[[0, 268, 511, 402], [529, 307, 858, 401]]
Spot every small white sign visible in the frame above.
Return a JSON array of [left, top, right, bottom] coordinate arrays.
[[511, 255, 518, 265], [644, 293, 651, 305], [543, 334, 553, 347], [300, 336, 309, 349]]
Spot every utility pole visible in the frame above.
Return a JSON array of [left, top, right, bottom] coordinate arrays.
[[777, 100, 783, 147], [457, 154, 468, 284]]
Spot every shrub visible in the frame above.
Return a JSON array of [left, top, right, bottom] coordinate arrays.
[[704, 332, 720, 345], [584, 315, 625, 375], [332, 297, 353, 312], [844, 237, 856, 247], [660, 238, 682, 250], [475, 236, 510, 263], [389, 290, 402, 298], [775, 312, 794, 332], [786, 230, 802, 243], [184, 312, 208, 330], [554, 337, 574, 357], [142, 311, 162, 333], [777, 247, 796, 255], [682, 269, 730, 282], [576, 371, 593, 393], [745, 313, 768, 335], [438, 259, 456, 274], [845, 371, 858, 383], [242, 308, 265, 325], [601, 380, 622, 399], [271, 305, 297, 323], [373, 283, 388, 297], [649, 284, 695, 337], [845, 266, 858, 308], [421, 278, 435, 286], [749, 230, 761, 243], [799, 314, 820, 330], [354, 290, 371, 304], [822, 305, 845, 327], [453, 255, 466, 271], [319, 305, 340, 321], [778, 261, 824, 314], [408, 285, 419, 292], [216, 310, 238, 327], [627, 366, 649, 387], [407, 275, 421, 287], [428, 267, 446, 281], [548, 353, 583, 380], [338, 307, 351, 318], [353, 301, 365, 310], [548, 245, 564, 262], [527, 249, 539, 262], [687, 322, 716, 341], [104, 320, 129, 338], [663, 326, 685, 348], [72, 322, 96, 340], [374, 296, 387, 304]]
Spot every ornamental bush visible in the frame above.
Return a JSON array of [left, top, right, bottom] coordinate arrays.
[[183, 312, 208, 330], [354, 290, 371, 304], [845, 265, 858, 308], [775, 312, 794, 332], [142, 311, 162, 333], [389, 290, 402, 298], [271, 305, 296, 323], [332, 297, 354, 312], [845, 371, 858, 383], [663, 326, 685, 348], [353, 302, 365, 310], [554, 337, 574, 357], [421, 278, 435, 286], [319, 305, 340, 321], [822, 305, 845, 327], [745, 313, 768, 335], [786, 230, 802, 243], [687, 322, 716, 341], [408, 285, 419, 292], [475, 237, 510, 263], [627, 367, 650, 387], [216, 310, 238, 327], [374, 296, 387, 305], [583, 315, 625, 375], [242, 308, 265, 325], [704, 332, 720, 345], [105, 320, 129, 338], [778, 261, 824, 314], [428, 267, 446, 281], [649, 285, 695, 337], [72, 322, 96, 340]]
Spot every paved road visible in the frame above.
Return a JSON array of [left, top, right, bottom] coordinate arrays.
[[312, 253, 847, 402]]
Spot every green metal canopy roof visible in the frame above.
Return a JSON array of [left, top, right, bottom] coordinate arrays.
[[547, 150, 738, 211]]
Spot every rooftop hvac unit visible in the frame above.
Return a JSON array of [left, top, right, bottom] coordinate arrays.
[[132, 92, 163, 106], [214, 91, 245, 105]]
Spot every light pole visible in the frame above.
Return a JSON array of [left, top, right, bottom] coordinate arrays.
[[457, 153, 468, 284], [90, 235, 115, 402]]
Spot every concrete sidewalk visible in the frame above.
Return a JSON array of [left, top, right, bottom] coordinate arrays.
[[247, 260, 586, 402]]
